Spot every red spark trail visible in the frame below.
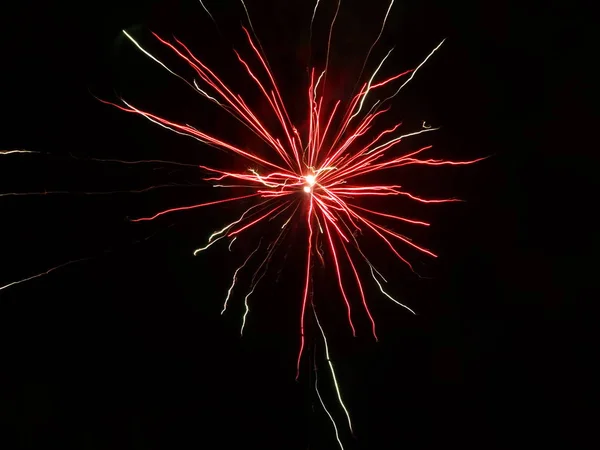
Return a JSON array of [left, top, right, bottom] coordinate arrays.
[[130, 192, 261, 222], [297, 194, 314, 380]]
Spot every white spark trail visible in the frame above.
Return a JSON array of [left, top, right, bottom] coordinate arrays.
[[1, 257, 92, 292], [366, 126, 440, 154], [313, 305, 354, 434], [221, 241, 261, 314], [1, 149, 38, 155], [320, 0, 341, 96], [228, 237, 236, 251], [240, 270, 266, 335], [198, 0, 217, 24], [315, 361, 345, 450], [349, 47, 394, 122], [350, 0, 395, 108], [369, 266, 416, 314], [384, 38, 446, 103]]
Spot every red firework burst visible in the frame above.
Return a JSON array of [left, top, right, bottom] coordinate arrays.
[[93, 0, 483, 445]]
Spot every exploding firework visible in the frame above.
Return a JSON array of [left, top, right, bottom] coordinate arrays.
[[2, 0, 483, 447]]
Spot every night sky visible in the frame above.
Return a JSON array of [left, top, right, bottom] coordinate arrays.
[[1, 1, 592, 449]]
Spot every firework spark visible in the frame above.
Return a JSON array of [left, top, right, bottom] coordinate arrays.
[[0, 257, 94, 292], [0, 149, 39, 155]]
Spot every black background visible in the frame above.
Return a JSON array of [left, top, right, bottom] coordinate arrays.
[[1, 0, 593, 449]]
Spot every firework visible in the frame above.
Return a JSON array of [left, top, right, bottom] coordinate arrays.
[[111, 1, 483, 445], [2, 1, 483, 447]]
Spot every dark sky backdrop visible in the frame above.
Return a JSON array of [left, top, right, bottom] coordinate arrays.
[[0, 0, 593, 449]]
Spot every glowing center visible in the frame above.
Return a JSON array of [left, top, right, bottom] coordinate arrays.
[[303, 174, 316, 194]]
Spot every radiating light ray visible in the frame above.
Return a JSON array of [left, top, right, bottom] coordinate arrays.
[[192, 79, 222, 104], [309, 0, 322, 42], [351, 204, 430, 226], [228, 200, 288, 236], [115, 36, 294, 164], [382, 38, 447, 105], [193, 233, 227, 253], [364, 127, 439, 155], [349, 47, 394, 123], [131, 193, 260, 222], [240, 0, 268, 61], [315, 356, 345, 450], [71, 155, 199, 167], [313, 304, 353, 434], [194, 199, 273, 254], [240, 221, 286, 334], [0, 257, 93, 292], [1, 149, 38, 155], [268, 198, 296, 222], [222, 240, 261, 315], [240, 275, 261, 335], [0, 229, 166, 294], [281, 201, 300, 229], [340, 240, 378, 340], [320, 0, 341, 100], [297, 194, 314, 380], [122, 30, 201, 96], [322, 218, 356, 336], [0, 183, 202, 198], [115, 96, 291, 172], [198, 0, 216, 25], [369, 265, 416, 314], [352, 0, 396, 102]]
